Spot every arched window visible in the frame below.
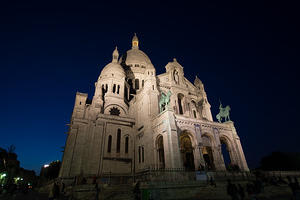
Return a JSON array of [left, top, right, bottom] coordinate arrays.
[[142, 80, 144, 87], [124, 86, 128, 100], [107, 135, 112, 153], [193, 110, 197, 118], [138, 146, 141, 163], [125, 136, 129, 154], [178, 93, 184, 115], [135, 79, 139, 89], [117, 129, 121, 153], [157, 135, 165, 168], [113, 84, 116, 93], [142, 147, 144, 163], [117, 85, 120, 94], [110, 107, 120, 116]]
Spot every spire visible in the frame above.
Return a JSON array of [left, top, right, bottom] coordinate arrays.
[[194, 75, 203, 89], [112, 46, 119, 63], [132, 33, 139, 49]]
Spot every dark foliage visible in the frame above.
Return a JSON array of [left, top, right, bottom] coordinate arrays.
[[1, 145, 37, 185], [260, 152, 300, 171], [40, 160, 61, 180]]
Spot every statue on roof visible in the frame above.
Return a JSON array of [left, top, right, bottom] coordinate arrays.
[[216, 100, 231, 123], [159, 91, 172, 113]]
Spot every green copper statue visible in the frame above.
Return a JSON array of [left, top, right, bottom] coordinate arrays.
[[159, 91, 172, 113], [216, 100, 231, 123]]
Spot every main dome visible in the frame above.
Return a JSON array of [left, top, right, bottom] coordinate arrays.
[[121, 33, 154, 69], [125, 48, 152, 66]]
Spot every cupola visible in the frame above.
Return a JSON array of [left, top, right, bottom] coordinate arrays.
[[112, 46, 119, 63], [132, 33, 139, 49]]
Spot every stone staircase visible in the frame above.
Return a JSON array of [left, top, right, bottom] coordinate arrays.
[[141, 180, 293, 200], [65, 183, 135, 200], [103, 184, 135, 200], [53, 180, 293, 200]]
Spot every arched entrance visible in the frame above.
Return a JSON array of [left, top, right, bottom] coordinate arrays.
[[156, 135, 165, 169], [201, 135, 215, 170], [180, 132, 195, 170], [220, 137, 235, 170]]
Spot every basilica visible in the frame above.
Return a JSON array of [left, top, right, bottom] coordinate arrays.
[[59, 34, 249, 178]]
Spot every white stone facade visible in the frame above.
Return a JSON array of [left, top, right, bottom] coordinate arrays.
[[59, 35, 249, 178]]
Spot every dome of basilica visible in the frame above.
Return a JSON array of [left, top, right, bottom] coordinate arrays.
[[125, 48, 152, 66], [100, 62, 125, 78], [100, 47, 125, 78], [122, 33, 154, 69]]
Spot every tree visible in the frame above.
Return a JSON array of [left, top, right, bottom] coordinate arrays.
[[0, 147, 8, 173], [40, 160, 61, 180], [0, 145, 20, 184]]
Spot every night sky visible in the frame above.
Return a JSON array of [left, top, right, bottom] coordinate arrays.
[[1, 1, 299, 174]]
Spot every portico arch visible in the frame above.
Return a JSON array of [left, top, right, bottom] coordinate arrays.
[[156, 135, 165, 169], [220, 135, 236, 169], [201, 134, 215, 170], [179, 130, 196, 170]]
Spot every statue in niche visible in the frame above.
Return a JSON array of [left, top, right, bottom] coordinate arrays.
[[159, 91, 172, 113], [173, 70, 179, 84]]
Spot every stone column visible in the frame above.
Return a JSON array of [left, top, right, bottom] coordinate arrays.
[[161, 109, 182, 168], [211, 128, 226, 171], [211, 145, 226, 171], [225, 121, 249, 171], [194, 124, 205, 168]]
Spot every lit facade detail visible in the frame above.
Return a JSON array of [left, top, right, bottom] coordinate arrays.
[[59, 34, 249, 178]]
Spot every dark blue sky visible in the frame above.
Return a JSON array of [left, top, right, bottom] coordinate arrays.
[[0, 1, 299, 173]]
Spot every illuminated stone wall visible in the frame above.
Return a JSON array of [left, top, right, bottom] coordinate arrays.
[[59, 35, 249, 178]]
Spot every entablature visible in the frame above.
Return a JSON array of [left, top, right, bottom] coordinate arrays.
[[174, 114, 231, 132]]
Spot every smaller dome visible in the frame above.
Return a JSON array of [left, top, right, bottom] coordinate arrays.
[[100, 62, 125, 78], [100, 47, 125, 78]]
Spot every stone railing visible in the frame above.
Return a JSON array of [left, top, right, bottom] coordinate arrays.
[[135, 167, 255, 182], [136, 167, 198, 182], [261, 171, 300, 177]]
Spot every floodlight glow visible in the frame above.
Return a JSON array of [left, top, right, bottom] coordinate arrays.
[[0, 173, 6, 179], [44, 164, 49, 168]]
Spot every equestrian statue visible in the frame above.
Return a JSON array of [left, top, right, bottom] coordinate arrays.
[[216, 100, 231, 123], [159, 91, 172, 113]]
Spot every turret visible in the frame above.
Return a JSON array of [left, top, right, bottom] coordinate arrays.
[[193, 76, 213, 121], [93, 47, 129, 116]]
